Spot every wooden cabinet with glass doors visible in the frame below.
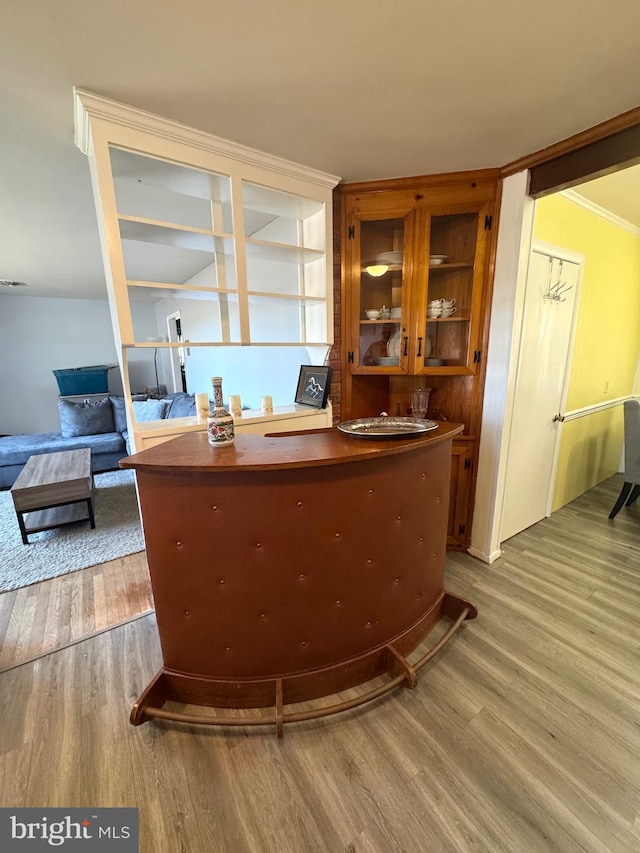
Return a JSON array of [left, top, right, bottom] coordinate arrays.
[[340, 171, 500, 549]]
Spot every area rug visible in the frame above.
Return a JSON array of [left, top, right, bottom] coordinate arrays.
[[0, 469, 145, 592]]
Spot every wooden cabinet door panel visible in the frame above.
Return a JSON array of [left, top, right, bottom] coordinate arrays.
[[447, 439, 474, 549]]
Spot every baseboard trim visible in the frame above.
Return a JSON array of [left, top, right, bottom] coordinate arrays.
[[467, 545, 502, 564]]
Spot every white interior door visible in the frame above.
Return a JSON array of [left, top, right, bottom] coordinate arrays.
[[500, 245, 581, 542]]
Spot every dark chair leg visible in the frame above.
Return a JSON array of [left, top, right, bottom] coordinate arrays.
[[625, 484, 640, 506], [609, 482, 633, 519]]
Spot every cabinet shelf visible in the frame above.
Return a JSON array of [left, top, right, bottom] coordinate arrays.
[[429, 262, 473, 271], [361, 263, 403, 274], [247, 290, 325, 302], [118, 213, 233, 240], [127, 280, 237, 294], [119, 218, 234, 251], [360, 318, 402, 324], [122, 340, 326, 349], [426, 316, 470, 323], [245, 238, 324, 265]]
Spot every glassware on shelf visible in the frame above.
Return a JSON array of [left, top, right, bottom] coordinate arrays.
[[411, 387, 432, 419]]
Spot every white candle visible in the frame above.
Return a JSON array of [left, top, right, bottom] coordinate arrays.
[[229, 394, 242, 417], [261, 395, 273, 413], [195, 392, 209, 421]]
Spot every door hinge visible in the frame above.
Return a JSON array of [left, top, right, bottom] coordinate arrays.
[[347, 351, 354, 364], [473, 350, 481, 363], [484, 215, 493, 230], [464, 457, 471, 470], [458, 524, 466, 536], [348, 225, 355, 239]]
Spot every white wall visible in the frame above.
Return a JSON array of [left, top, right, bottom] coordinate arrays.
[[0, 294, 123, 434], [127, 301, 169, 392], [188, 345, 325, 410]]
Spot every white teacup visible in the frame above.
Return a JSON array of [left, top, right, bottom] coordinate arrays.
[[441, 306, 457, 317], [428, 298, 444, 309], [427, 307, 442, 318], [442, 298, 456, 309]]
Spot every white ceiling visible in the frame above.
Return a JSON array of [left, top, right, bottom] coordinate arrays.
[[1, 0, 640, 300]]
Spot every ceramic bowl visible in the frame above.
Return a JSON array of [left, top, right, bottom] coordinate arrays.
[[365, 309, 380, 320]]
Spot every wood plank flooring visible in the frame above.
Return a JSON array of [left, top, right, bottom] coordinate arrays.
[[1, 474, 639, 852], [0, 551, 153, 671]]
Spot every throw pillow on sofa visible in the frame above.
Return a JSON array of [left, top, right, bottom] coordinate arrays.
[[164, 393, 197, 418], [132, 399, 170, 422], [109, 395, 128, 433], [58, 397, 115, 438]]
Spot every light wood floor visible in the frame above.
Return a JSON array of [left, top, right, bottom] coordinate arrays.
[[0, 551, 153, 672], [1, 474, 639, 852]]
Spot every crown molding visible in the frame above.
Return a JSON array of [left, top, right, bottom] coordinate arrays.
[[501, 104, 640, 177], [560, 189, 640, 236], [73, 88, 341, 190]]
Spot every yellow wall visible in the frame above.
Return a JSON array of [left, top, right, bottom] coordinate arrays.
[[533, 194, 640, 509]]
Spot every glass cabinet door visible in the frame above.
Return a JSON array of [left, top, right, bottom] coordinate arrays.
[[352, 212, 415, 372], [417, 207, 488, 373]]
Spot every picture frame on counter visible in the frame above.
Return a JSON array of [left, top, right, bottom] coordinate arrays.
[[295, 365, 332, 409]]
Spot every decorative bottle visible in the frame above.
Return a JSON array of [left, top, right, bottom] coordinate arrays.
[[207, 376, 235, 446]]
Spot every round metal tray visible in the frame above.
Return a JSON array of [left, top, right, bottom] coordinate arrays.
[[337, 416, 439, 439]]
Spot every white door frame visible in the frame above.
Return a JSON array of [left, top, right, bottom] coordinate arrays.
[[166, 310, 183, 394], [470, 174, 584, 561], [469, 171, 535, 563]]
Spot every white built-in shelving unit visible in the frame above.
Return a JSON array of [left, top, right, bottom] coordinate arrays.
[[74, 89, 339, 451]]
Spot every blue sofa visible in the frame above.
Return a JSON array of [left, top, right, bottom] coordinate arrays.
[[0, 392, 214, 489], [0, 396, 130, 489]]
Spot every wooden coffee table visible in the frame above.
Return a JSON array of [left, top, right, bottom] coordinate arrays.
[[11, 448, 95, 545]]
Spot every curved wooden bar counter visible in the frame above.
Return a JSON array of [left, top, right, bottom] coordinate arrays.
[[121, 423, 477, 735]]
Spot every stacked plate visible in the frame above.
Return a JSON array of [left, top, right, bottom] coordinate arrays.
[[429, 254, 448, 265], [387, 330, 402, 358], [377, 251, 403, 265]]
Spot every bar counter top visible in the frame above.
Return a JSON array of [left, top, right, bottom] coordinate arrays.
[[120, 421, 464, 473]]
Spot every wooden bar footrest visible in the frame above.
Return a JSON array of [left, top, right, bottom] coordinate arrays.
[[130, 591, 476, 737]]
